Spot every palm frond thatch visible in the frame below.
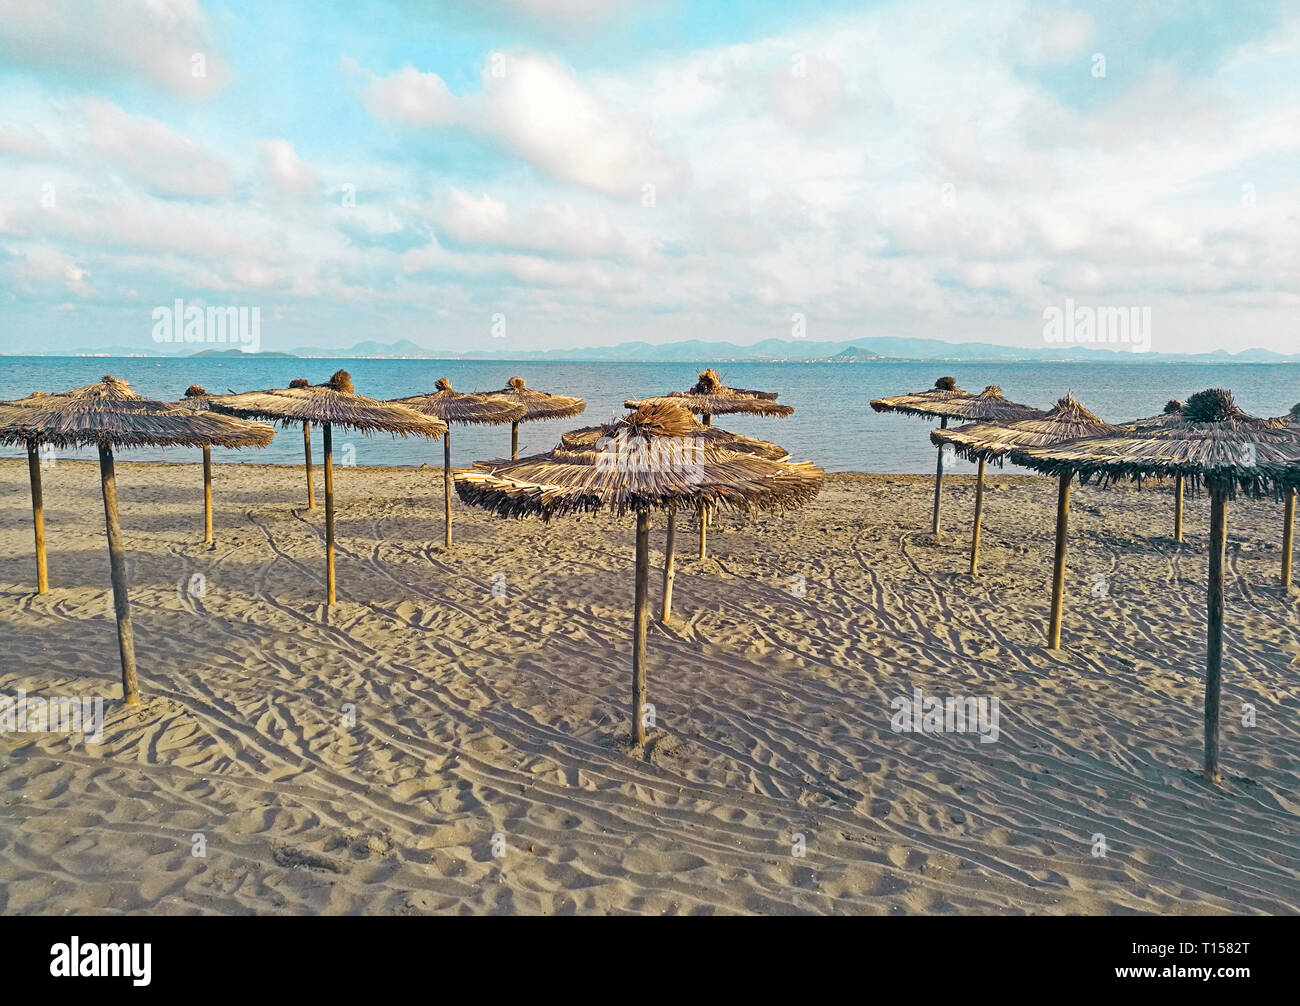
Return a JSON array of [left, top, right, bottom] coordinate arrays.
[[1012, 388, 1300, 497], [1271, 401, 1300, 427], [455, 402, 823, 520], [210, 369, 446, 438], [0, 375, 274, 450], [871, 379, 1040, 422], [474, 376, 586, 422], [624, 368, 794, 418], [173, 384, 211, 411], [1127, 398, 1184, 428], [391, 378, 526, 426], [933, 392, 1126, 464], [560, 416, 790, 461]]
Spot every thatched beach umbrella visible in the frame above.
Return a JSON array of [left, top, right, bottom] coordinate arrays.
[[474, 376, 585, 461], [390, 378, 525, 549], [871, 379, 1041, 535], [626, 369, 795, 561], [0, 376, 274, 704], [211, 371, 446, 604], [932, 393, 1127, 581], [455, 402, 824, 743], [562, 417, 791, 621], [1012, 388, 1300, 784], [625, 368, 793, 425]]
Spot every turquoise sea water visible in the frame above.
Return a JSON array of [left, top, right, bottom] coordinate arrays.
[[0, 357, 1296, 474]]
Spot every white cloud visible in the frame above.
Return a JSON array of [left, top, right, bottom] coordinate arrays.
[[0, 122, 58, 160], [0, 0, 230, 98], [492, 0, 628, 18], [364, 52, 687, 198], [6, 245, 89, 296], [258, 140, 320, 200], [84, 100, 233, 198], [430, 188, 627, 257], [1015, 9, 1094, 64], [766, 55, 847, 131], [365, 67, 460, 127]]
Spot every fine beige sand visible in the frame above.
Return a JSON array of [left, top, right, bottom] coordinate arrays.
[[1, 457, 1298, 915]]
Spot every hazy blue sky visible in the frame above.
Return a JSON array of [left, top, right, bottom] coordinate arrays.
[[1, 1, 1297, 355]]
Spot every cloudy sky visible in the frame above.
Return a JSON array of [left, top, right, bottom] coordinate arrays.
[[0, 0, 1297, 356]]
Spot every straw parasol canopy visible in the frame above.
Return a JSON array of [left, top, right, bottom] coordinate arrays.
[[625, 369, 795, 560], [389, 378, 526, 549], [1130, 399, 1184, 429], [561, 415, 791, 620], [211, 370, 446, 604], [625, 368, 794, 421], [474, 376, 586, 461], [455, 401, 824, 743], [932, 393, 1126, 577], [871, 378, 1042, 534], [560, 419, 790, 461], [0, 375, 274, 706], [1011, 388, 1300, 784]]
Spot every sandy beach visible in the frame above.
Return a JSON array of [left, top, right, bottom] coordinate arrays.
[[1, 457, 1297, 915]]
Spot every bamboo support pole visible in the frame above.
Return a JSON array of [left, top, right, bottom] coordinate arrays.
[[969, 455, 986, 576], [1174, 474, 1184, 543], [632, 510, 651, 744], [931, 416, 948, 534], [1282, 487, 1295, 588], [98, 444, 139, 705], [1205, 488, 1227, 785], [202, 444, 213, 544], [303, 422, 315, 508], [661, 511, 676, 622], [26, 439, 48, 594], [323, 422, 336, 605], [444, 431, 453, 550], [511, 421, 519, 461], [1047, 473, 1072, 649], [698, 412, 712, 558]]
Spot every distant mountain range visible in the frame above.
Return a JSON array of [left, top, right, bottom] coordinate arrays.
[[32, 336, 1300, 363]]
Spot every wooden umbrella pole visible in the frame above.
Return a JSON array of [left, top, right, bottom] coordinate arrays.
[[698, 412, 712, 557], [632, 510, 651, 744], [661, 510, 676, 622], [931, 416, 948, 534], [969, 455, 986, 576], [1282, 487, 1295, 588], [1047, 473, 1072, 649], [98, 443, 140, 705], [1205, 487, 1227, 785], [1174, 474, 1184, 543], [444, 430, 453, 550], [323, 422, 336, 605], [26, 439, 48, 594], [302, 423, 315, 512], [511, 421, 519, 461], [202, 444, 213, 544]]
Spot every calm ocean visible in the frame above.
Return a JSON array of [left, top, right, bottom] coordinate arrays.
[[1, 356, 1296, 474]]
